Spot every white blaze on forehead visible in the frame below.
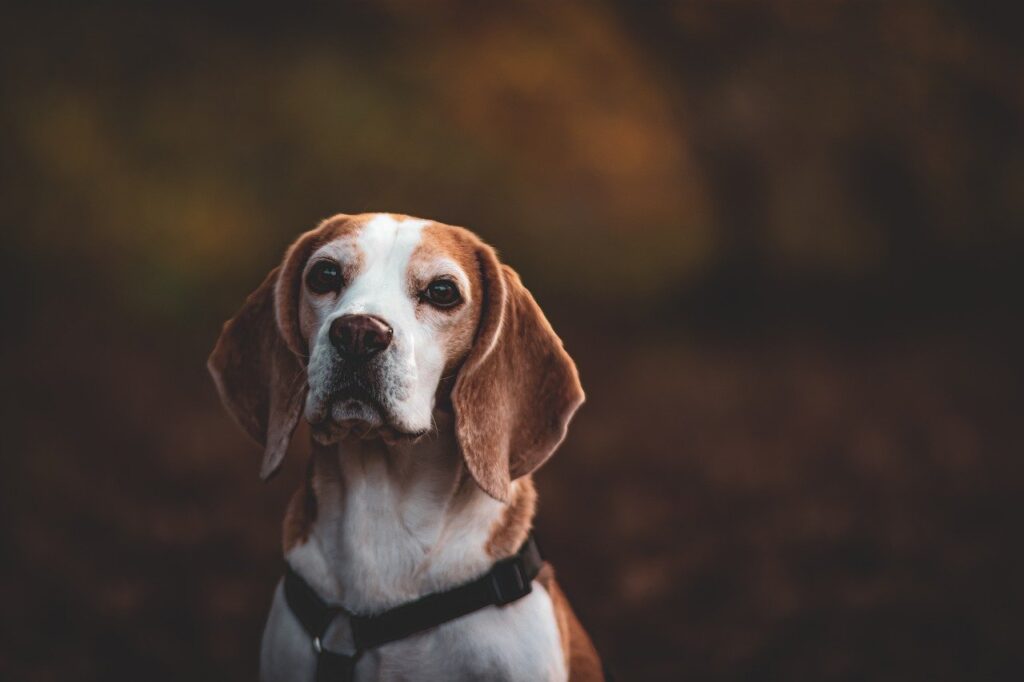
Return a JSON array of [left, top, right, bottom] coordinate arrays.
[[341, 214, 428, 315], [343, 214, 439, 430], [360, 214, 429, 265]]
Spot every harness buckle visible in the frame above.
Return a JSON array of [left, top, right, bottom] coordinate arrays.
[[489, 558, 532, 605]]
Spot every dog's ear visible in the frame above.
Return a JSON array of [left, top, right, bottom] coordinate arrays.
[[208, 229, 322, 480], [452, 244, 585, 502]]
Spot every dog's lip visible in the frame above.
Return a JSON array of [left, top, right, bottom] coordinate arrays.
[[312, 387, 427, 440], [307, 377, 431, 442], [306, 385, 379, 427], [331, 385, 384, 410], [311, 412, 429, 445]]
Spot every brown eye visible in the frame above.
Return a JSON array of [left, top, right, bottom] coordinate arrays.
[[306, 260, 342, 295], [423, 279, 461, 308]]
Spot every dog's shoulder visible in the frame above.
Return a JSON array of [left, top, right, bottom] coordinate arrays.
[[537, 564, 606, 682]]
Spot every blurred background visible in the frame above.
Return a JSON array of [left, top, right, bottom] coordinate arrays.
[[1, 2, 1022, 680]]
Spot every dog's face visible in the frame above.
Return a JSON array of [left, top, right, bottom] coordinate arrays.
[[209, 213, 584, 501], [297, 214, 480, 441]]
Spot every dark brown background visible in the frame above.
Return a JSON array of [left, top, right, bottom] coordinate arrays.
[[2, 2, 1022, 680]]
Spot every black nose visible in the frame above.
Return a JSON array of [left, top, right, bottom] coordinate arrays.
[[329, 314, 393, 359]]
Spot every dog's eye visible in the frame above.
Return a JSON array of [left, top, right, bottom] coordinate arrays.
[[306, 260, 343, 295], [423, 279, 461, 308]]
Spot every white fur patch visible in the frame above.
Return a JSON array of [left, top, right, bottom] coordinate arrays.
[[267, 433, 566, 681]]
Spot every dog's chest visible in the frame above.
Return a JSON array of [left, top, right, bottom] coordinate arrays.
[[261, 578, 566, 681], [264, 458, 566, 681], [290, 455, 504, 609]]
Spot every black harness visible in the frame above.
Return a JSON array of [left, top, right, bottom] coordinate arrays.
[[283, 535, 545, 681]]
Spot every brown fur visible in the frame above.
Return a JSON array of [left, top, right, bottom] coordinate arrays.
[[450, 236, 586, 502], [276, 214, 367, 356], [538, 565, 606, 681], [415, 223, 485, 375], [282, 456, 318, 553], [485, 478, 537, 558], [207, 266, 307, 480]]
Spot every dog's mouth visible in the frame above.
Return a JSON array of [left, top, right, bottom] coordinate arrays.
[[333, 383, 384, 412], [309, 382, 427, 445]]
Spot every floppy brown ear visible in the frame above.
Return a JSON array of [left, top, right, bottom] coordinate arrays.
[[207, 266, 307, 480], [452, 246, 585, 502]]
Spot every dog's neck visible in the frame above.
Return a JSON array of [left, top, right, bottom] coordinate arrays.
[[283, 412, 536, 615]]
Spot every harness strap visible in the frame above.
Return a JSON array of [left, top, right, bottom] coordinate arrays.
[[283, 535, 544, 682]]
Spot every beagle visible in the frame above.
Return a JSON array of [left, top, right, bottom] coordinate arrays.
[[208, 213, 604, 681]]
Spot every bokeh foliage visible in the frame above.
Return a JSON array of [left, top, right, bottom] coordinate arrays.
[[4, 2, 1020, 327]]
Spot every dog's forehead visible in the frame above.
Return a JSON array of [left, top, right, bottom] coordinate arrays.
[[355, 213, 429, 267], [312, 213, 478, 283]]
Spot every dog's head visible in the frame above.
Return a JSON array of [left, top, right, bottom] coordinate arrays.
[[208, 213, 584, 501]]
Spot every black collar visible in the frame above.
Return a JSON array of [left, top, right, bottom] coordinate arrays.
[[283, 535, 544, 681]]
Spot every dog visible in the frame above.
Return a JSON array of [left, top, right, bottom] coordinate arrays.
[[208, 213, 604, 681]]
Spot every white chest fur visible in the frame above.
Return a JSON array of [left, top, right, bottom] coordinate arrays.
[[260, 439, 567, 682]]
